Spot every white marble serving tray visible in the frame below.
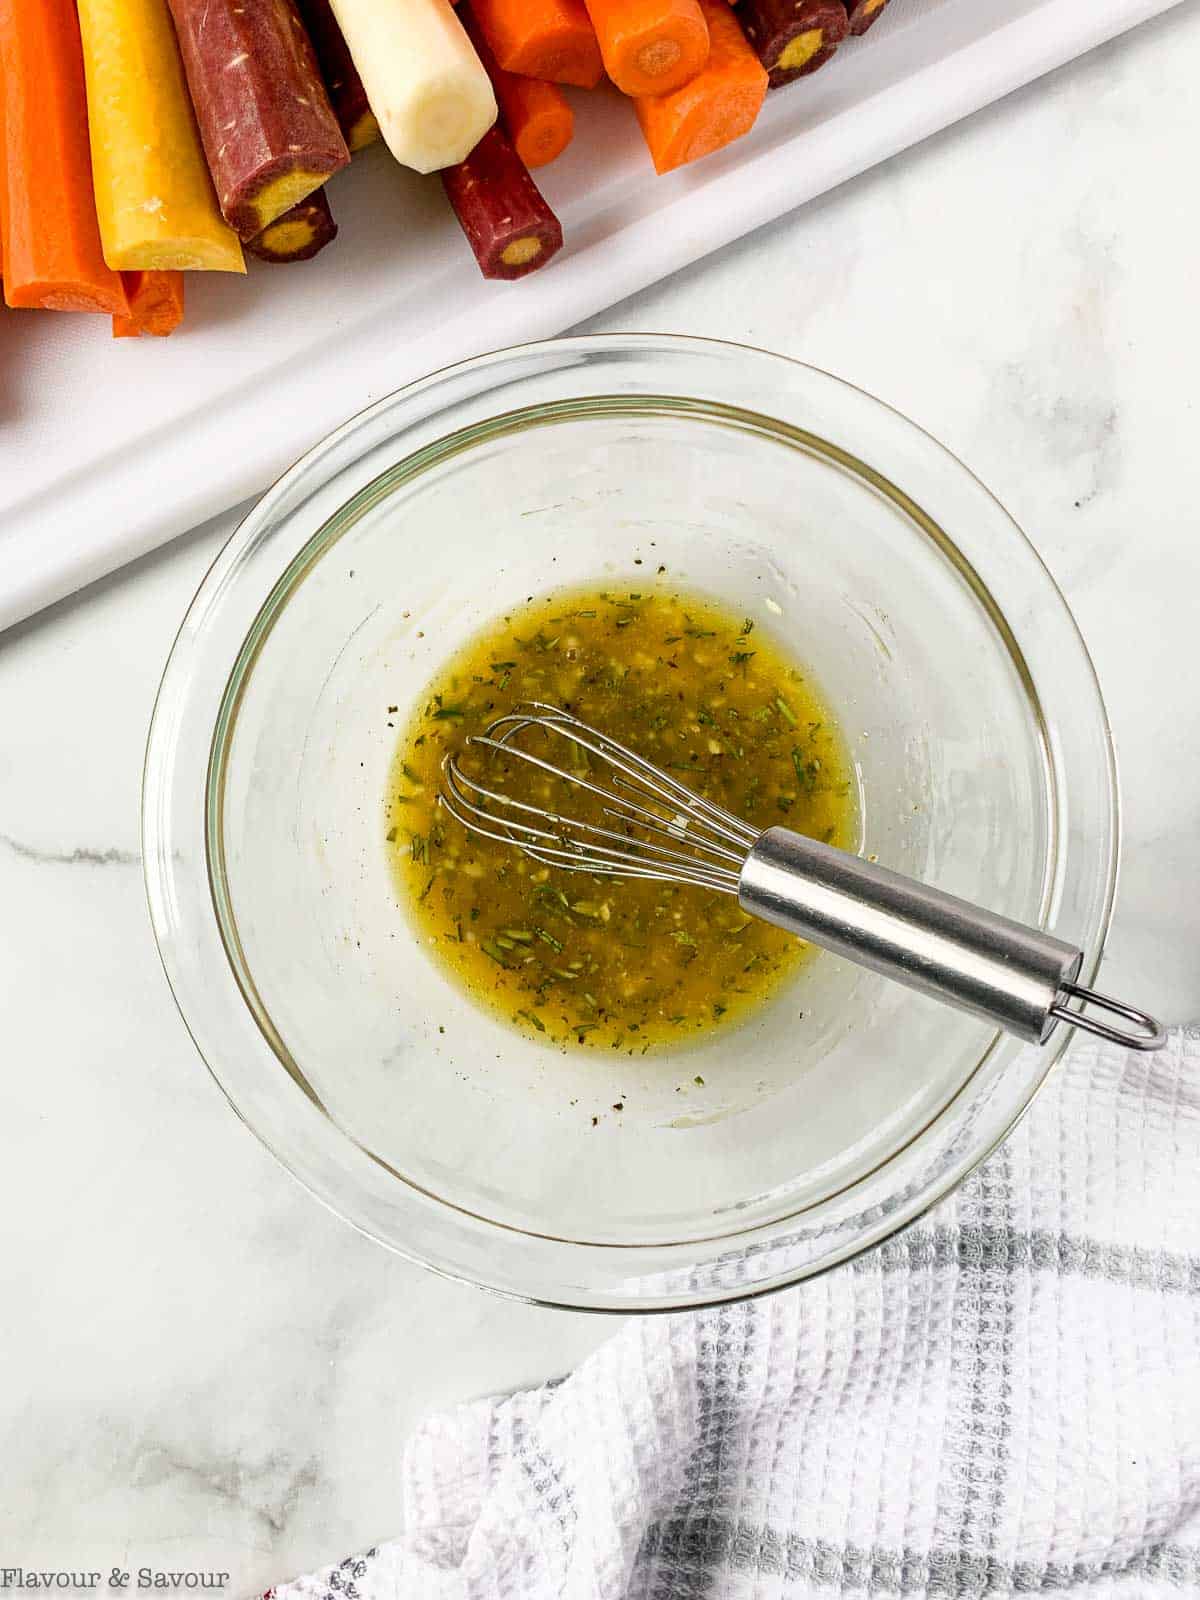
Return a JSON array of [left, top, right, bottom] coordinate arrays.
[[0, 0, 1182, 631]]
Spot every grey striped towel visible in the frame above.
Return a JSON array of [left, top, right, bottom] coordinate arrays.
[[273, 1028, 1199, 1599]]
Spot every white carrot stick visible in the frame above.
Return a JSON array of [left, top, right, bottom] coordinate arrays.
[[329, 0, 497, 173]]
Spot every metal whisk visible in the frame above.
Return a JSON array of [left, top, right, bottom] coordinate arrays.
[[440, 701, 1166, 1052]]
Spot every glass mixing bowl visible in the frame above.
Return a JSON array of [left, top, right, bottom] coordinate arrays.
[[143, 335, 1117, 1311]]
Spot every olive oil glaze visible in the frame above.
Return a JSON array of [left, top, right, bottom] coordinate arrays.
[[386, 584, 858, 1053]]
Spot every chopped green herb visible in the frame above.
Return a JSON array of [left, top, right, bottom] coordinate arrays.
[[536, 885, 571, 910], [391, 585, 852, 1056]]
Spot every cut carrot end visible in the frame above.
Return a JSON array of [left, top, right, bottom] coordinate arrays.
[[633, 0, 765, 172], [245, 188, 337, 263], [242, 167, 331, 238], [739, 0, 846, 84], [509, 31, 604, 85], [586, 0, 709, 95], [500, 236, 543, 267], [111, 269, 185, 335], [442, 124, 563, 279], [636, 37, 682, 77], [776, 27, 823, 71], [845, 0, 889, 33], [514, 106, 574, 166], [471, 0, 603, 86]]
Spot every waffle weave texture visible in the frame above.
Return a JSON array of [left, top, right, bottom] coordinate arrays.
[[273, 1029, 1200, 1600]]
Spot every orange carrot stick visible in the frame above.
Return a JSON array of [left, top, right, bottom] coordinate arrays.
[[112, 270, 184, 337], [0, 0, 129, 312], [584, 0, 709, 96], [0, 79, 8, 284], [634, 0, 765, 172], [470, 0, 603, 87], [463, 7, 574, 167]]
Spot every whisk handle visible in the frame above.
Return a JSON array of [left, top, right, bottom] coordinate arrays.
[[739, 827, 1165, 1050]]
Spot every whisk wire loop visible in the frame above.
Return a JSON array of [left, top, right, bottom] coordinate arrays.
[[486, 704, 757, 850], [435, 700, 1167, 1054], [438, 700, 749, 892]]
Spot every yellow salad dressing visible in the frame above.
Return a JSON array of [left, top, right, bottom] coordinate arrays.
[[387, 584, 857, 1054]]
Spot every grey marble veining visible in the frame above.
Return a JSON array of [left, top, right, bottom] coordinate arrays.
[[2, 6, 1198, 1593], [0, 835, 140, 867]]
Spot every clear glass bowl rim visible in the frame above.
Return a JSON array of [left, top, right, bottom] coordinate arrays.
[[142, 332, 1119, 1313]]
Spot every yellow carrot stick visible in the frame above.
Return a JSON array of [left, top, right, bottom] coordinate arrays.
[[75, 0, 244, 272]]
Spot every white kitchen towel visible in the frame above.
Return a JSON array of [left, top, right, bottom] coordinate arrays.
[[271, 1028, 1200, 1600]]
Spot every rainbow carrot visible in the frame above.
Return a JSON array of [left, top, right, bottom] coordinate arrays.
[[442, 124, 563, 279], [583, 0, 709, 97], [294, 0, 380, 151], [166, 0, 349, 239], [75, 0, 244, 271], [112, 270, 184, 336], [0, 0, 129, 312], [739, 0, 847, 86], [245, 189, 339, 262], [327, 0, 496, 173], [634, 0, 765, 173], [469, 0, 603, 87], [463, 7, 574, 167]]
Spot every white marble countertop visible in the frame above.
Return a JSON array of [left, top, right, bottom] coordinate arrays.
[[2, 5, 1197, 1589]]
